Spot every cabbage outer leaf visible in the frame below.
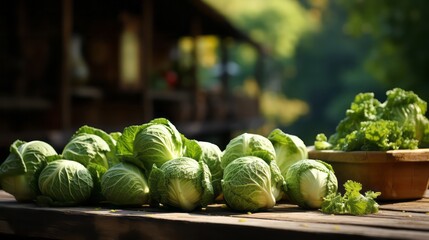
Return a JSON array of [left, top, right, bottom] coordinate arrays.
[[62, 134, 110, 169], [268, 128, 308, 177], [197, 141, 223, 198]]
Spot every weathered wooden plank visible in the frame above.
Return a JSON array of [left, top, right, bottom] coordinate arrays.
[[0, 201, 428, 240], [1, 190, 429, 239], [309, 149, 429, 163], [230, 208, 429, 232], [380, 199, 429, 213]]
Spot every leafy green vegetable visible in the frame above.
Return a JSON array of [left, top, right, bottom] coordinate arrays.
[[101, 162, 150, 206], [382, 88, 429, 147], [86, 162, 108, 203], [222, 133, 285, 201], [314, 134, 332, 150], [0, 140, 57, 202], [285, 159, 338, 209], [117, 118, 183, 174], [222, 156, 281, 212], [61, 126, 117, 204], [197, 141, 223, 199], [221, 133, 276, 169], [321, 180, 381, 215], [315, 88, 429, 151], [182, 137, 203, 161], [38, 160, 93, 206], [268, 128, 308, 177], [62, 125, 118, 169], [148, 157, 213, 211]]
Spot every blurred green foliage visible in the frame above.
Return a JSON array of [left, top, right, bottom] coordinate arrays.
[[206, 0, 428, 145], [342, 0, 429, 102]]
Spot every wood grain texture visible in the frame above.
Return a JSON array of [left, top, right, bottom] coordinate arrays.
[[308, 149, 429, 200], [1, 191, 429, 240], [308, 149, 429, 163]]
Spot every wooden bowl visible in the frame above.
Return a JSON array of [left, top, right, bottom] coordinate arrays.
[[308, 148, 429, 201]]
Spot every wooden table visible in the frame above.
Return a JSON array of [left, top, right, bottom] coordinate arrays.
[[0, 190, 428, 240]]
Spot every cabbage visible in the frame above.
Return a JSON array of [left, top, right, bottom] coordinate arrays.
[[0, 140, 57, 202], [62, 125, 118, 169], [268, 128, 308, 177], [101, 162, 150, 206], [116, 118, 183, 174], [148, 157, 213, 211], [221, 133, 276, 169], [222, 156, 278, 212], [196, 141, 223, 198], [285, 159, 338, 209], [221, 133, 284, 200], [38, 160, 93, 206]]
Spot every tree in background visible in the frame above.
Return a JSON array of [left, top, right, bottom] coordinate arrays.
[[286, 0, 389, 143], [204, 0, 323, 137], [205, 0, 403, 144], [342, 0, 429, 102]]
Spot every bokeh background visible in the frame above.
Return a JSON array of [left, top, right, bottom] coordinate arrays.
[[1, 0, 428, 160]]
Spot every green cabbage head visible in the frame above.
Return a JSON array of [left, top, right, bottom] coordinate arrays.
[[221, 133, 276, 169], [38, 160, 93, 206], [117, 118, 183, 174], [62, 125, 117, 169], [149, 157, 213, 211], [0, 140, 57, 202], [268, 128, 308, 177], [285, 159, 338, 209], [101, 162, 150, 206], [222, 156, 277, 212], [221, 133, 285, 200]]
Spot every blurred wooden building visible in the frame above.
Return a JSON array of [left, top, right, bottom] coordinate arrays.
[[0, 0, 264, 154]]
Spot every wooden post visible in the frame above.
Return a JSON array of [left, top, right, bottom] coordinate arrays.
[[60, 0, 72, 130], [141, 0, 153, 122]]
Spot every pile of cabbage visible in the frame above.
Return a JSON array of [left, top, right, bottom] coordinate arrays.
[[0, 118, 379, 215]]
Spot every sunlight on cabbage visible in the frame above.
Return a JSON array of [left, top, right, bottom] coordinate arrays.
[[197, 141, 223, 198], [222, 156, 278, 212], [116, 118, 183, 174], [221, 133, 276, 169], [285, 159, 337, 209], [268, 128, 308, 177], [148, 157, 213, 211], [0, 140, 57, 202]]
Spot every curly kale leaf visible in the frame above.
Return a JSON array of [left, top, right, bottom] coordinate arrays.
[[321, 180, 380, 215]]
